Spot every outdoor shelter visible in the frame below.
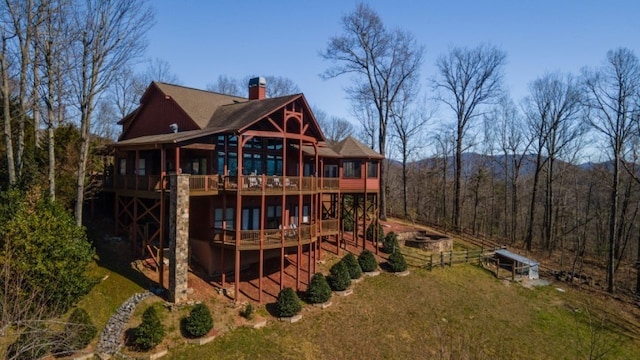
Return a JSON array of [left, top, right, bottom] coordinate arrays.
[[494, 249, 539, 280]]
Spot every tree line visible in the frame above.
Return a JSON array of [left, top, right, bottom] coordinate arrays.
[[321, 4, 640, 295]]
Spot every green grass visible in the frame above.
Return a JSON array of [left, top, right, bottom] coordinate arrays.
[[166, 265, 640, 360]]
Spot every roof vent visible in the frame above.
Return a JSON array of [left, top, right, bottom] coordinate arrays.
[[169, 123, 178, 133]]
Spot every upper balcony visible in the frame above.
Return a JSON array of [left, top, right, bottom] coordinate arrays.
[[103, 174, 341, 196]]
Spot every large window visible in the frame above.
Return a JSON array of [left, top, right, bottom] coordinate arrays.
[[266, 154, 283, 175], [324, 164, 338, 178], [267, 205, 282, 228], [214, 208, 234, 229], [241, 207, 261, 230], [343, 160, 361, 178], [367, 161, 378, 178], [187, 158, 206, 175], [243, 153, 263, 175]]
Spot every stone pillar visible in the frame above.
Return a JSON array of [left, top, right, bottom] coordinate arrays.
[[169, 174, 189, 303]]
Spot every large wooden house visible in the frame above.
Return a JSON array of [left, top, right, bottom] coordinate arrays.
[[104, 77, 383, 302]]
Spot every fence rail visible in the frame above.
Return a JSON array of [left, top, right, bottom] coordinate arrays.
[[402, 247, 504, 270]]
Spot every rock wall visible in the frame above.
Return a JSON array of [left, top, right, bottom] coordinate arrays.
[[169, 174, 189, 303]]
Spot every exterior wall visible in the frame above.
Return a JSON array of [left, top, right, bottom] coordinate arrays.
[[121, 86, 200, 140]]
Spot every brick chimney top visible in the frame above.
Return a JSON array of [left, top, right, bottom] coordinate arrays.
[[248, 76, 266, 100]]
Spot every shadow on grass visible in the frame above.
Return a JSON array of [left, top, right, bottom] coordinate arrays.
[[85, 217, 155, 293]]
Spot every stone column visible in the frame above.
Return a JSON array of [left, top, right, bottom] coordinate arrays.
[[169, 174, 190, 303]]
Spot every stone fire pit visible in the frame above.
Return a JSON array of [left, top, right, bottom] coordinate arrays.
[[404, 230, 452, 253]]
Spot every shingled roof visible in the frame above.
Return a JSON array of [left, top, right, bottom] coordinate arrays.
[[332, 136, 384, 159], [154, 82, 246, 129], [208, 94, 301, 131]]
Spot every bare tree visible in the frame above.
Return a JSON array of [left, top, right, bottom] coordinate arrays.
[[70, 0, 153, 226], [582, 48, 640, 293], [263, 75, 300, 97], [433, 44, 506, 231], [391, 90, 431, 218], [207, 74, 242, 96], [522, 73, 584, 250], [322, 3, 423, 220], [315, 107, 354, 145], [485, 96, 529, 243], [0, 22, 16, 185]]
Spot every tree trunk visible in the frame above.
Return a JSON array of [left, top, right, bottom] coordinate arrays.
[[0, 42, 16, 185], [607, 152, 620, 293], [453, 121, 463, 231], [525, 152, 544, 251]]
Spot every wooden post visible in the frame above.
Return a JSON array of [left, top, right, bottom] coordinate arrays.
[[512, 260, 516, 281], [465, 249, 469, 263], [496, 258, 500, 278], [440, 251, 444, 268], [450, 250, 453, 267], [429, 254, 433, 271]]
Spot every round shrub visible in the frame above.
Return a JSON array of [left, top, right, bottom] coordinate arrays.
[[134, 306, 165, 351], [55, 308, 97, 355], [275, 287, 302, 317], [388, 251, 408, 273], [341, 253, 362, 279], [382, 231, 400, 254], [183, 303, 213, 338], [358, 249, 378, 272], [366, 222, 384, 241], [327, 260, 351, 291], [240, 303, 254, 320], [307, 273, 332, 304]]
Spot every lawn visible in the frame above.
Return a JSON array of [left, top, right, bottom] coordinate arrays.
[[166, 264, 640, 360]]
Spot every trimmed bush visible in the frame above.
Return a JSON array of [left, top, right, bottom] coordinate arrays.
[[183, 303, 213, 338], [53, 308, 97, 355], [358, 249, 378, 272], [327, 260, 351, 291], [388, 251, 408, 272], [134, 306, 165, 351], [275, 287, 302, 317], [342, 253, 362, 279], [240, 303, 254, 320], [307, 273, 332, 304], [366, 222, 385, 241], [382, 231, 400, 254]]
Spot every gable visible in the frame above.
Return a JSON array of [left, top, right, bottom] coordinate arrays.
[[118, 84, 200, 141]]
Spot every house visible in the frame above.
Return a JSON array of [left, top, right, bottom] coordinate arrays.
[[103, 77, 383, 303]]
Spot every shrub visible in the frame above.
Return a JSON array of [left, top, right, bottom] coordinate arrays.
[[388, 251, 408, 273], [358, 249, 378, 272], [240, 303, 254, 320], [341, 253, 362, 279], [134, 306, 165, 351], [0, 188, 96, 315], [275, 287, 302, 317], [53, 308, 97, 355], [327, 260, 351, 291], [366, 222, 385, 241], [183, 303, 213, 338], [382, 231, 400, 254], [307, 273, 332, 304]]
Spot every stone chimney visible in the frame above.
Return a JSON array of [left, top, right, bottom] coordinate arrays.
[[248, 76, 266, 100]]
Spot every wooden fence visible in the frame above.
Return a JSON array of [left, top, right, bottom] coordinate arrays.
[[401, 247, 504, 270]]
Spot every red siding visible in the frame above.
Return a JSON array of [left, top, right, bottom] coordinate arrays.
[[121, 87, 200, 140]]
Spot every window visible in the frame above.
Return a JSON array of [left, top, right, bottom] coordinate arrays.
[[217, 151, 225, 175], [214, 208, 234, 230], [119, 158, 127, 175], [137, 158, 146, 176], [267, 205, 282, 228], [228, 152, 238, 176], [324, 165, 338, 178], [243, 153, 262, 175], [188, 158, 206, 175], [267, 139, 283, 150], [367, 161, 378, 178], [343, 160, 361, 178], [291, 205, 311, 224], [244, 137, 262, 149], [304, 163, 314, 176], [241, 207, 260, 230], [266, 154, 283, 175]]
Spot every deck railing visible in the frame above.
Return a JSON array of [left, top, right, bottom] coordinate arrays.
[[320, 218, 339, 235], [111, 174, 218, 193], [212, 224, 316, 246], [222, 175, 318, 193], [317, 177, 339, 190]]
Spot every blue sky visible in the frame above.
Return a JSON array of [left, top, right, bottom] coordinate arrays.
[[144, 0, 639, 129]]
